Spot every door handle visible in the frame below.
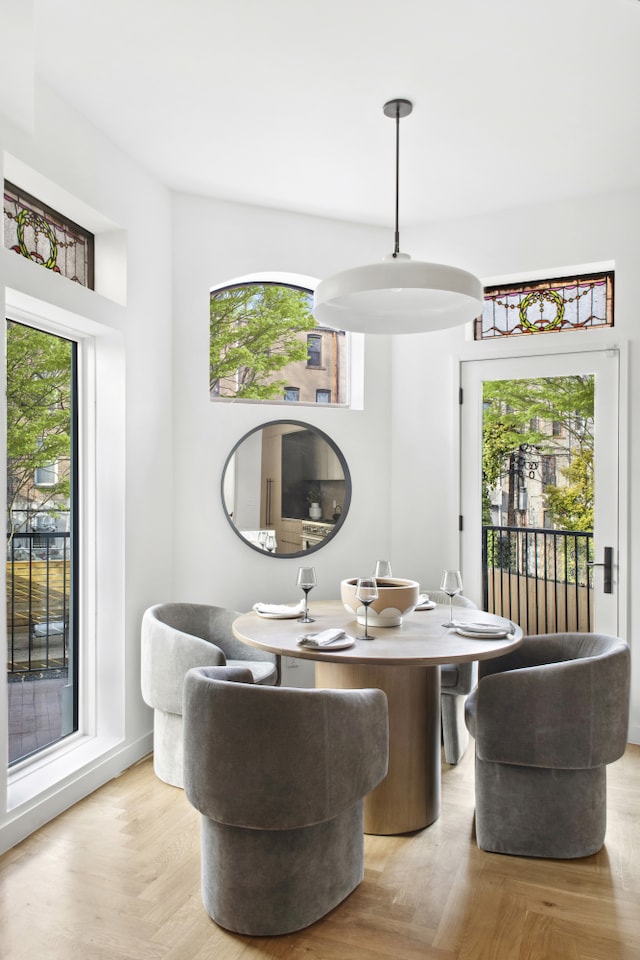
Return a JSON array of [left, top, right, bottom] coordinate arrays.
[[587, 546, 613, 594]]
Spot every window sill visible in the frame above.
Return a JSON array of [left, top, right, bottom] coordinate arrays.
[[7, 732, 124, 813]]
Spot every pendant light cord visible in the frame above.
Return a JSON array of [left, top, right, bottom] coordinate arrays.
[[393, 103, 400, 258], [383, 99, 412, 259]]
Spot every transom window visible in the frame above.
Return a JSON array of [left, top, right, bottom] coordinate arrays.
[[3, 181, 94, 289], [475, 271, 614, 340]]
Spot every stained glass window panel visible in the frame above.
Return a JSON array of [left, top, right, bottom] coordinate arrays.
[[3, 181, 94, 288], [475, 272, 613, 340]]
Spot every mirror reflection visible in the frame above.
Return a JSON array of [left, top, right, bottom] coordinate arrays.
[[222, 420, 351, 557]]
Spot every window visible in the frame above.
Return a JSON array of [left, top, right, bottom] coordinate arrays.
[[6, 320, 78, 766], [284, 387, 300, 401], [209, 281, 348, 404], [541, 455, 557, 488], [475, 271, 614, 340], [34, 461, 58, 487], [316, 389, 331, 403], [3, 181, 94, 288], [307, 334, 322, 367]]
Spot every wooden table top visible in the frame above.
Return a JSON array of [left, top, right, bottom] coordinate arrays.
[[233, 600, 522, 667]]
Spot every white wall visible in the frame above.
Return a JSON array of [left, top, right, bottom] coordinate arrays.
[[392, 188, 639, 741], [171, 193, 394, 688], [0, 71, 174, 851]]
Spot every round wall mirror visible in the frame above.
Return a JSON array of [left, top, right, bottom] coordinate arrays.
[[221, 420, 351, 557]]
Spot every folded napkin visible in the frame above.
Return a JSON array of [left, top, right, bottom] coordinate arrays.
[[297, 628, 346, 647], [451, 619, 503, 632], [253, 600, 304, 615]]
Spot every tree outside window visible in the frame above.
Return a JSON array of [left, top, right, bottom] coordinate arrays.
[[210, 282, 348, 404]]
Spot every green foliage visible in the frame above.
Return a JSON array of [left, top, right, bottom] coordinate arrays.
[[482, 375, 594, 529], [210, 284, 316, 399], [544, 447, 594, 531], [6, 321, 72, 529]]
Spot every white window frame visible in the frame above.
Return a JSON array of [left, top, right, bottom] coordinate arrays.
[[3, 289, 126, 826]]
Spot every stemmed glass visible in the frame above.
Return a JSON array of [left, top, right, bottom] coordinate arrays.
[[441, 569, 463, 628], [296, 566, 317, 623], [355, 577, 378, 640]]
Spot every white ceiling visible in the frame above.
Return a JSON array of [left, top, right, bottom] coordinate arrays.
[[31, 0, 640, 228]]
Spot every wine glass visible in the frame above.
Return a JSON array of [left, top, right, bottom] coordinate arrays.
[[374, 560, 393, 579], [296, 566, 317, 623], [441, 569, 463, 628], [355, 576, 378, 640]]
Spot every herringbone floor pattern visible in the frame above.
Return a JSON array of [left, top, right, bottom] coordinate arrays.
[[1, 744, 639, 959]]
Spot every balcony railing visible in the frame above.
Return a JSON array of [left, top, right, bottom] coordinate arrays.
[[6, 530, 70, 677], [482, 525, 594, 634]]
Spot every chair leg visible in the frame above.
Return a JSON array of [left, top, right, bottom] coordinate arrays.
[[441, 693, 469, 765]]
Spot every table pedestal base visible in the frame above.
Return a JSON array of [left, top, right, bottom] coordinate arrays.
[[315, 662, 441, 835]]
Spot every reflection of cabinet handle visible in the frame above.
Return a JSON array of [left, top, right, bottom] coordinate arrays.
[[265, 478, 272, 526]]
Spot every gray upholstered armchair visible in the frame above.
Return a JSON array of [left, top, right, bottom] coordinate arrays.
[[427, 590, 478, 764], [182, 666, 389, 936], [140, 602, 279, 787], [465, 632, 630, 858]]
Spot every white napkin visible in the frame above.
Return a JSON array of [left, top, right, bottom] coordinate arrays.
[[297, 628, 346, 647], [253, 600, 304, 615], [453, 620, 512, 635]]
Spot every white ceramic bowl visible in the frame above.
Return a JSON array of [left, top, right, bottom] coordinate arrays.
[[340, 577, 420, 627]]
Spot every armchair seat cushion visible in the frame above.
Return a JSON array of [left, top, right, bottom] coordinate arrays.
[[226, 658, 277, 684], [441, 663, 464, 688]]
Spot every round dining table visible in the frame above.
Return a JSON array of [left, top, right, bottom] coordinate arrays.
[[232, 600, 522, 835]]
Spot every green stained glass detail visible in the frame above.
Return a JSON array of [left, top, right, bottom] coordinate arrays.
[[3, 181, 94, 288], [476, 272, 614, 340]]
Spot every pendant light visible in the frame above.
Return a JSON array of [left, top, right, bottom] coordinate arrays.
[[313, 99, 484, 335]]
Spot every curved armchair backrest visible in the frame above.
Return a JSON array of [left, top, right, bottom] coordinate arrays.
[[151, 602, 274, 662], [474, 632, 630, 769], [426, 590, 477, 608], [183, 667, 389, 830], [141, 602, 276, 714]]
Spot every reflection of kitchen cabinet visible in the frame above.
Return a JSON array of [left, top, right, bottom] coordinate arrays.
[[278, 517, 302, 555], [314, 437, 343, 480], [260, 426, 282, 529], [261, 424, 305, 554]]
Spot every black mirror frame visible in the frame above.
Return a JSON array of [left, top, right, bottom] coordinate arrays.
[[220, 419, 351, 558]]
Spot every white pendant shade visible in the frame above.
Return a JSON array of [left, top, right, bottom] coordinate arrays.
[[313, 252, 484, 335], [313, 98, 484, 335]]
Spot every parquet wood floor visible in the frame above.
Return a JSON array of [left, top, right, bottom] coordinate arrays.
[[1, 744, 639, 959]]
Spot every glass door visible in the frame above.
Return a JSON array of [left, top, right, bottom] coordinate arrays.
[[460, 350, 620, 636], [6, 319, 78, 765]]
